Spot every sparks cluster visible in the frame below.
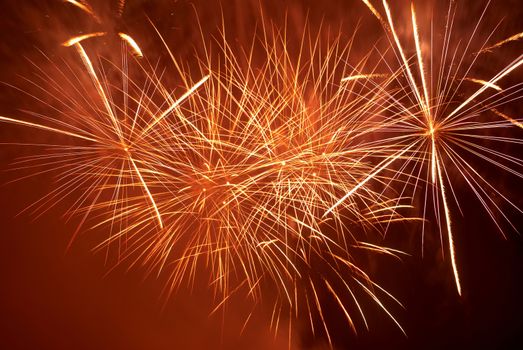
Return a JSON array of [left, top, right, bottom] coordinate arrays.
[[1, 0, 522, 344]]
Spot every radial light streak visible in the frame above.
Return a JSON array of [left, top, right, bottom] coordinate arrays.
[[0, 115, 99, 143], [136, 74, 210, 139], [128, 152, 163, 228], [73, 42, 124, 138], [435, 153, 461, 296], [411, 3, 431, 119], [325, 143, 416, 216], [446, 55, 523, 122]]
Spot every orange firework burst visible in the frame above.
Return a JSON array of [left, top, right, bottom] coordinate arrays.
[[0, 0, 522, 347], [139, 20, 414, 340], [0, 1, 415, 344], [340, 0, 523, 296]]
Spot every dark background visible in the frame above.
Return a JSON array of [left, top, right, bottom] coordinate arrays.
[[0, 0, 522, 349]]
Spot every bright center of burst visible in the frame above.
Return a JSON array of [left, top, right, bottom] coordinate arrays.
[[425, 122, 437, 137]]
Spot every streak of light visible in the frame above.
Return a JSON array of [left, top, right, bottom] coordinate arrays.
[[118, 33, 143, 57], [464, 78, 502, 91], [479, 32, 523, 54], [0, 115, 98, 143], [63, 32, 106, 47]]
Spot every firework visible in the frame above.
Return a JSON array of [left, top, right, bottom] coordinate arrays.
[[335, 0, 523, 295], [142, 19, 416, 341], [1, 0, 521, 347], [0, 0, 414, 344]]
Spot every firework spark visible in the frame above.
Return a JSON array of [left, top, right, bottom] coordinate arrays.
[[64, 0, 100, 22], [478, 31, 523, 54]]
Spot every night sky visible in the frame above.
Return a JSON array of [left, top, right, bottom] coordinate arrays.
[[1, 1, 522, 349]]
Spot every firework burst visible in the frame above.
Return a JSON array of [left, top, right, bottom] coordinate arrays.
[[334, 0, 523, 296], [141, 19, 415, 340], [0, 0, 521, 347], [0, 1, 415, 344]]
